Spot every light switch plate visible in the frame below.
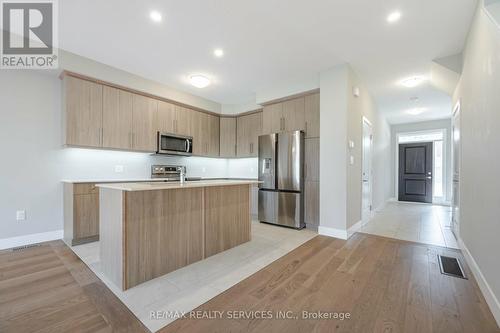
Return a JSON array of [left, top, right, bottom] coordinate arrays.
[[16, 210, 26, 221], [350, 155, 355, 165], [114, 165, 124, 173], [349, 140, 355, 149]]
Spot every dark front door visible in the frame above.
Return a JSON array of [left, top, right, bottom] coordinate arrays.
[[399, 142, 433, 203]]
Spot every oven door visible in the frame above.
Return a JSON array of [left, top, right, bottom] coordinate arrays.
[[157, 132, 192, 155]]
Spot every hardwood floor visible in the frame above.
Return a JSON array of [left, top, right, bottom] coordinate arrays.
[[0, 240, 148, 333], [160, 234, 499, 333], [0, 234, 498, 333]]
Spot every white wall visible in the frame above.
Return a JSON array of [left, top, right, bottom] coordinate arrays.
[[346, 68, 392, 228], [319, 65, 349, 236], [0, 70, 257, 242], [452, 1, 500, 324], [390, 119, 453, 202]]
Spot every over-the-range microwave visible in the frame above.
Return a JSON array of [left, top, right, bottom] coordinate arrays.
[[157, 132, 193, 156]]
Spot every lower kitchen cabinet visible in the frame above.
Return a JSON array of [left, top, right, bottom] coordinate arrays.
[[305, 181, 320, 227], [64, 183, 100, 245]]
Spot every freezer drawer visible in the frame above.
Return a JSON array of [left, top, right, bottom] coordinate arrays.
[[258, 190, 304, 229]]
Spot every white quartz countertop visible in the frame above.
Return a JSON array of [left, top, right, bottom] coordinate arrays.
[[96, 180, 261, 191], [62, 178, 257, 184]]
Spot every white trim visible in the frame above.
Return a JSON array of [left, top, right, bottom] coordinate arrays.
[[347, 220, 363, 238], [458, 237, 500, 327], [0, 230, 63, 250], [318, 226, 348, 240]]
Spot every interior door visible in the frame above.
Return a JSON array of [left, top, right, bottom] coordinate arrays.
[[362, 119, 373, 223], [398, 142, 433, 203]]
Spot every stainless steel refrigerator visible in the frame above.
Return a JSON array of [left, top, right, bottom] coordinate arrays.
[[258, 130, 305, 229]]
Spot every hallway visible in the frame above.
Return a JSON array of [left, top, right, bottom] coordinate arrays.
[[359, 201, 458, 249]]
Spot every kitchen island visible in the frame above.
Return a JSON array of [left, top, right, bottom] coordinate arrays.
[[97, 180, 259, 290]]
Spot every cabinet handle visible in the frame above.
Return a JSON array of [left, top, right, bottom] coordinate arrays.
[[305, 163, 307, 179], [305, 121, 308, 135]]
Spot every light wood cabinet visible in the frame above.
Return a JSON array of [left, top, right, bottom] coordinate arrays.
[[262, 97, 305, 134], [157, 100, 176, 134], [220, 117, 237, 157], [305, 138, 320, 181], [207, 114, 220, 157], [305, 93, 320, 138], [102, 86, 133, 150], [262, 103, 283, 134], [63, 76, 103, 147], [132, 95, 158, 152], [64, 183, 100, 246], [174, 105, 192, 136], [282, 97, 305, 131], [305, 181, 320, 227], [237, 112, 262, 157]]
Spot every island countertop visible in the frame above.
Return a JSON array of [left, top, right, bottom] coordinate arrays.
[[96, 179, 261, 191]]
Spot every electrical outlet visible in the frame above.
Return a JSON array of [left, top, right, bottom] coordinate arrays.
[[16, 210, 26, 221], [114, 165, 124, 173], [202, 167, 206, 173]]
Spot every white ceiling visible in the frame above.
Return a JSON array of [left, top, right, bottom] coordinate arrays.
[[59, 0, 477, 124]]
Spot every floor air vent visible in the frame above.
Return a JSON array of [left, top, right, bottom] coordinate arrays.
[[12, 244, 41, 252], [438, 255, 467, 279]]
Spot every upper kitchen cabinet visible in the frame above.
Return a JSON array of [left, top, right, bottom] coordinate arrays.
[[207, 114, 220, 157], [63, 76, 103, 148], [220, 117, 236, 158], [237, 112, 262, 157], [262, 103, 282, 134], [174, 105, 193, 136], [132, 94, 158, 152], [304, 93, 320, 138], [191, 111, 220, 157], [157, 100, 176, 134], [102, 86, 133, 150], [282, 97, 305, 132], [262, 97, 306, 134]]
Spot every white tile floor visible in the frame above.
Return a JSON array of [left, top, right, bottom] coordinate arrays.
[[70, 221, 317, 332], [359, 201, 459, 249]]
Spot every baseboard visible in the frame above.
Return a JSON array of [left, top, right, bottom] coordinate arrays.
[[318, 226, 348, 240], [347, 220, 363, 238], [0, 229, 63, 250], [458, 237, 500, 327]]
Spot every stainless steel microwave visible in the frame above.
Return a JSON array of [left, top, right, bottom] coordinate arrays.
[[157, 132, 193, 156]]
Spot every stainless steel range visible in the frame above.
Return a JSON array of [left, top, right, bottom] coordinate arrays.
[[151, 165, 186, 182]]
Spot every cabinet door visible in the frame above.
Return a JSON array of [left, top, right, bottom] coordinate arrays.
[[305, 138, 320, 181], [190, 111, 205, 156], [305, 93, 320, 138], [237, 115, 250, 157], [283, 97, 305, 132], [262, 103, 283, 134], [208, 114, 220, 157], [74, 193, 99, 239], [102, 86, 133, 150], [157, 101, 176, 134], [174, 105, 192, 136], [248, 112, 262, 157], [64, 76, 103, 147], [305, 181, 319, 227], [132, 95, 158, 152], [220, 117, 236, 157]]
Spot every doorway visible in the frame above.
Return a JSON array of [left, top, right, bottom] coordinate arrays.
[[362, 117, 373, 223], [398, 142, 433, 203]]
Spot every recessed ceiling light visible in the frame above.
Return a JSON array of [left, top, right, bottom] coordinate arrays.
[[150, 11, 162, 22], [213, 48, 224, 58], [407, 108, 426, 116], [189, 75, 211, 88], [400, 76, 426, 88], [387, 11, 402, 23]]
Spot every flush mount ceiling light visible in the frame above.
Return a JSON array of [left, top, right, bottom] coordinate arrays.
[[407, 107, 426, 116], [150, 10, 162, 22], [189, 75, 211, 88], [213, 48, 224, 58], [400, 76, 426, 88], [387, 11, 402, 23]]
